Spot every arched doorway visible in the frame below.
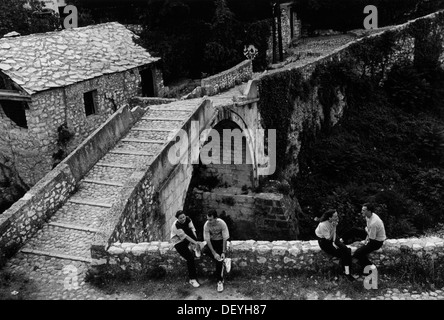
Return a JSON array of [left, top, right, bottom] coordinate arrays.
[[200, 119, 254, 189]]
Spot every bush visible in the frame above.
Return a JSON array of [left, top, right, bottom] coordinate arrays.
[[294, 60, 444, 239], [384, 63, 433, 113], [410, 168, 444, 222]]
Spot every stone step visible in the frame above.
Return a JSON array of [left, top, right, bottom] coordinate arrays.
[[20, 248, 92, 263], [130, 127, 175, 132], [121, 138, 165, 144], [67, 199, 113, 208], [124, 129, 171, 141], [99, 152, 153, 168], [113, 141, 163, 154], [144, 109, 192, 119], [83, 165, 135, 184], [95, 162, 138, 170], [109, 149, 155, 156], [148, 101, 200, 112], [142, 116, 186, 121], [82, 179, 125, 187], [133, 119, 183, 130], [48, 222, 99, 233], [69, 182, 122, 205], [20, 224, 95, 261], [48, 202, 110, 230]]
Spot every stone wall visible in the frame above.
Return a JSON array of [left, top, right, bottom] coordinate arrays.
[[192, 190, 298, 240], [268, 4, 302, 63], [0, 104, 144, 260], [90, 237, 444, 279], [62, 68, 143, 152], [201, 164, 253, 189], [200, 119, 254, 188], [0, 164, 75, 260], [159, 164, 194, 238], [130, 97, 177, 108], [0, 67, 155, 186], [199, 60, 253, 96]]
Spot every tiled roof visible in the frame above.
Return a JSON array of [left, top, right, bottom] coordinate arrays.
[[0, 22, 159, 95]]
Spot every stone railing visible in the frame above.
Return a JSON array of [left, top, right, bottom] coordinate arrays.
[[263, 10, 444, 82], [130, 97, 177, 107], [90, 236, 444, 279], [183, 60, 253, 99], [201, 59, 253, 93], [0, 104, 145, 262]]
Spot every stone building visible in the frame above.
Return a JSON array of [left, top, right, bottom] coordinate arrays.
[[0, 22, 165, 186], [268, 1, 302, 63]]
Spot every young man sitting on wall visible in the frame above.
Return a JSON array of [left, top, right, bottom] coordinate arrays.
[[353, 202, 387, 274], [202, 209, 231, 292]]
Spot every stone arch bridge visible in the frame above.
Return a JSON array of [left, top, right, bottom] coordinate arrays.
[[0, 78, 295, 275]]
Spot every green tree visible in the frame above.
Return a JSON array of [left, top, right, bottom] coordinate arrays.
[[0, 0, 60, 37], [203, 0, 244, 75]]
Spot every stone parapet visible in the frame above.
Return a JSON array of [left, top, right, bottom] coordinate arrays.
[[90, 237, 444, 278], [199, 60, 253, 97], [0, 104, 144, 261]]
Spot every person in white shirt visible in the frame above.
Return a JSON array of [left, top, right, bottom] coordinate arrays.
[[202, 210, 230, 292], [352, 203, 386, 272], [315, 209, 355, 281], [170, 210, 201, 288]]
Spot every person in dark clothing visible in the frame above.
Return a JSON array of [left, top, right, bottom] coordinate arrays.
[[170, 210, 201, 288], [315, 209, 355, 281]]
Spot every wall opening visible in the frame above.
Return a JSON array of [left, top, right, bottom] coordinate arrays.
[[140, 68, 155, 97], [0, 100, 28, 129], [83, 90, 97, 116]]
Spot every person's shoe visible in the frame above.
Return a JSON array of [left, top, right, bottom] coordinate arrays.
[[217, 281, 224, 292], [224, 258, 232, 273], [189, 279, 200, 288]]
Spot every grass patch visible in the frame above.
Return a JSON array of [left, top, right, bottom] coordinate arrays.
[[0, 269, 36, 300]]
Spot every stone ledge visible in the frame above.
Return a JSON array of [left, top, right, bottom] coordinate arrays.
[[90, 237, 444, 278]]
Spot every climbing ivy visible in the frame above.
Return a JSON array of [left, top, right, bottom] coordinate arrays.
[[258, 69, 310, 177], [258, 11, 444, 179]]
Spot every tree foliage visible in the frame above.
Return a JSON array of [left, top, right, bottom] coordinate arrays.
[[0, 0, 60, 37], [294, 0, 444, 33], [137, 0, 271, 83]]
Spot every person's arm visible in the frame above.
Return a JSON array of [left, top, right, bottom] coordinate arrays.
[[173, 225, 198, 246], [204, 223, 219, 259], [332, 225, 338, 248], [189, 219, 198, 239], [221, 220, 230, 259]]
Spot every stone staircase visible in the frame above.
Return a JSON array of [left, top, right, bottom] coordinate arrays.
[[2, 101, 199, 299]]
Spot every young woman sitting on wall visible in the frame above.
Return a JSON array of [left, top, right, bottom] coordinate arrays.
[[315, 209, 356, 281]]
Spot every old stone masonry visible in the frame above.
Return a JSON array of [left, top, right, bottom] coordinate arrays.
[[2, 99, 201, 299]]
